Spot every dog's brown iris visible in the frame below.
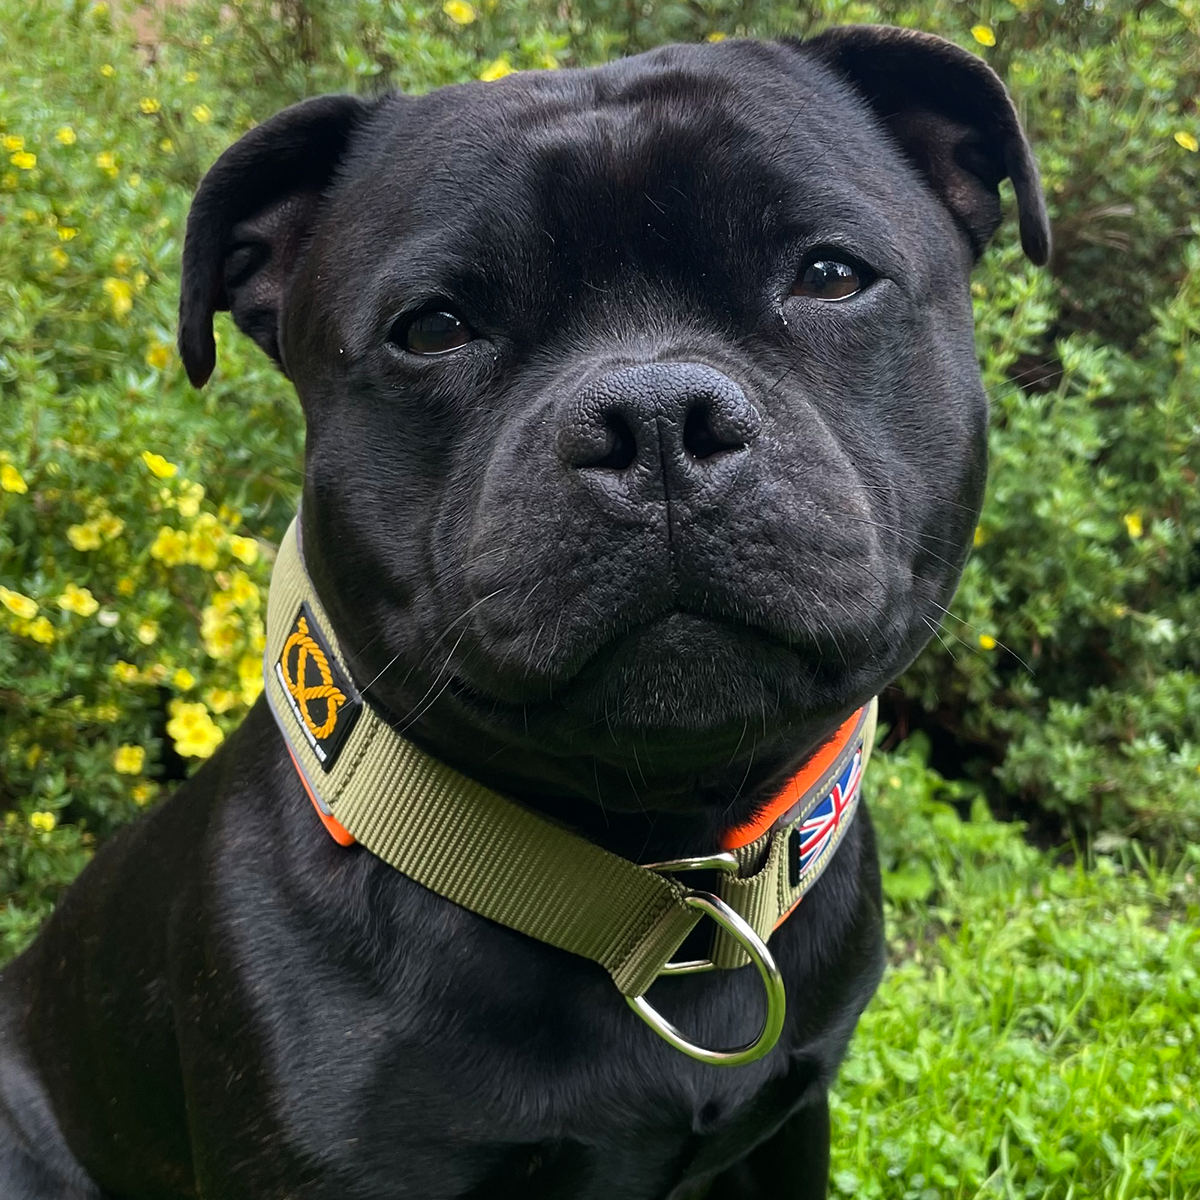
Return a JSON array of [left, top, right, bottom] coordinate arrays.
[[792, 258, 866, 300], [398, 310, 473, 355]]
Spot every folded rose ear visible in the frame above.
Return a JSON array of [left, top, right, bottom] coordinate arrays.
[[178, 93, 377, 387], [800, 25, 1051, 265]]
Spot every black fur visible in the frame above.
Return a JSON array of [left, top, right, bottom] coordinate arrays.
[[0, 26, 1047, 1199]]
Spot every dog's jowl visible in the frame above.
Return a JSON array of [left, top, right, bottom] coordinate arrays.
[[0, 26, 1048, 1200]]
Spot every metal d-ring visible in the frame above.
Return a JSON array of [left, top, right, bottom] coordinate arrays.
[[626, 890, 787, 1067]]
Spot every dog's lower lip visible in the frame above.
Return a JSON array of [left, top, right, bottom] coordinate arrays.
[[452, 610, 826, 730]]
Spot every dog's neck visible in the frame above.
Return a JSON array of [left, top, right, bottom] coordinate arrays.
[[268, 512, 870, 865]]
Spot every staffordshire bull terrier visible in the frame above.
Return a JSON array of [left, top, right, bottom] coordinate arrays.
[[0, 24, 1048, 1200]]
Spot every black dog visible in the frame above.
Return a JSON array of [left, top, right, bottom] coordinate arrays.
[[0, 25, 1048, 1200]]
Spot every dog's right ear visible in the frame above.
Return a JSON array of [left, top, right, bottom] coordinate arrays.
[[178, 93, 375, 388]]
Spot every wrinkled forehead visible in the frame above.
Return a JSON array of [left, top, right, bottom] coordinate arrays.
[[320, 45, 928, 331]]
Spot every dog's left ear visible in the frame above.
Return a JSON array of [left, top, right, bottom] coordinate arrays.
[[801, 25, 1050, 265], [179, 93, 379, 387]]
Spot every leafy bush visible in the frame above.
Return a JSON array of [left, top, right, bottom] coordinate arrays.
[[1, 0, 1197, 945]]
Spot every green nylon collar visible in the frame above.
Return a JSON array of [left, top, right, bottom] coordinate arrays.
[[262, 516, 877, 1007]]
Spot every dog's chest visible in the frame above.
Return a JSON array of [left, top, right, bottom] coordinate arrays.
[[220, 888, 822, 1199]]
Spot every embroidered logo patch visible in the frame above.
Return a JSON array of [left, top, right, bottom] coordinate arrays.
[[788, 746, 864, 888], [275, 602, 361, 772]]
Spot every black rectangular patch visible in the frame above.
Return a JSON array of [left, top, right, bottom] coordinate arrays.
[[274, 602, 361, 772]]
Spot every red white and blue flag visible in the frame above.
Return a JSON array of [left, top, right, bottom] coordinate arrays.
[[788, 748, 864, 887]]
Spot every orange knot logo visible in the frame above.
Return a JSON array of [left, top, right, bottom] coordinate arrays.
[[280, 616, 347, 740]]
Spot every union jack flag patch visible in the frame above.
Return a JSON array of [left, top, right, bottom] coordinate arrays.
[[788, 748, 864, 888]]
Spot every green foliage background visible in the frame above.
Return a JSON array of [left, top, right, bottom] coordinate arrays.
[[1, 0, 1197, 1195]]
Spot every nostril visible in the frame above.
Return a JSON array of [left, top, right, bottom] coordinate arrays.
[[579, 413, 637, 471], [683, 403, 746, 461]]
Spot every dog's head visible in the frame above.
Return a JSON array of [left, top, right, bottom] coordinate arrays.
[[179, 26, 1047, 825]]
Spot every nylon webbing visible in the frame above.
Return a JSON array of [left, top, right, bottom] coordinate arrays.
[[263, 516, 876, 997]]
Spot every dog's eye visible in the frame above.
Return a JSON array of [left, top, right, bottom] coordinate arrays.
[[791, 257, 871, 301], [390, 310, 474, 355]]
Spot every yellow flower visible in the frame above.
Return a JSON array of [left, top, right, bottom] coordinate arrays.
[[29, 811, 57, 834], [706, 31, 727, 41], [200, 603, 239, 659], [238, 652, 263, 704], [100, 64, 115, 77], [67, 521, 103, 551], [1174, 131, 1199, 153], [50, 246, 69, 268], [184, 70, 200, 84], [112, 660, 141, 683], [10, 151, 36, 170], [201, 33, 212, 45], [145, 342, 172, 370], [0, 587, 38, 619], [159, 137, 175, 154], [95, 151, 116, 170], [971, 25, 996, 47], [187, 513, 221, 570], [136, 619, 159, 645], [1123, 512, 1143, 539], [228, 570, 260, 610], [97, 511, 125, 540], [443, 0, 476, 23], [1, 463, 28, 493], [25, 616, 56, 644], [1, 135, 24, 152], [150, 525, 189, 566], [57, 226, 78, 241], [131, 782, 155, 805], [133, 269, 148, 290], [139, 97, 161, 115], [978, 633, 998, 650], [479, 56, 514, 82], [94, 703, 120, 721], [166, 700, 225, 758], [57, 583, 99, 617], [191, 104, 212, 123], [141, 450, 178, 479], [128, 173, 141, 187], [117, 576, 135, 596], [176, 480, 205, 519], [56, 126, 77, 145], [103, 276, 133, 317], [112, 744, 146, 774], [173, 666, 196, 690], [206, 687, 238, 714], [228, 535, 258, 565], [973, 526, 988, 547]]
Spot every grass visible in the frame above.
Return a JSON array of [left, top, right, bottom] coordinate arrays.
[[838, 745, 1200, 1198]]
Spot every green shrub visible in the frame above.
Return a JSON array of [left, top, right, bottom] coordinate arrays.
[[1, 0, 1197, 956]]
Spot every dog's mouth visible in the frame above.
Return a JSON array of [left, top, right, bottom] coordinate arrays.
[[436, 608, 859, 776]]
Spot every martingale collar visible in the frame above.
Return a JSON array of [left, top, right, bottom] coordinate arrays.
[[263, 516, 878, 1066]]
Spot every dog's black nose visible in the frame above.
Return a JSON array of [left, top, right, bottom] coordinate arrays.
[[557, 364, 760, 489]]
